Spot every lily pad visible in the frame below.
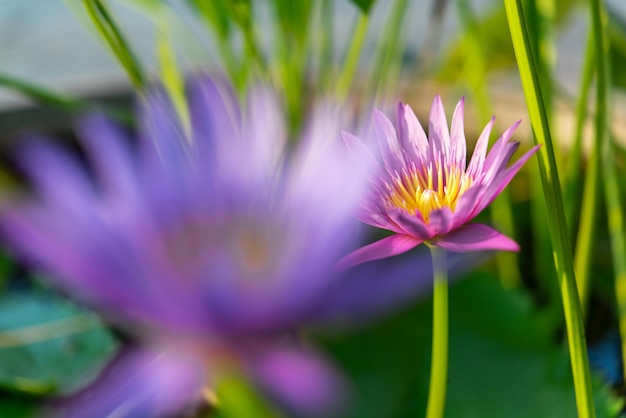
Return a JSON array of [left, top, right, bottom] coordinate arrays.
[[0, 291, 118, 397]]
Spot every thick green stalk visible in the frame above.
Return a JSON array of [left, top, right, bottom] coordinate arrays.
[[336, 12, 369, 101], [503, 1, 595, 417], [425, 245, 448, 418], [82, 0, 145, 91]]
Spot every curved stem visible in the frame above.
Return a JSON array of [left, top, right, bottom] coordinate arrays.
[[425, 245, 448, 418]]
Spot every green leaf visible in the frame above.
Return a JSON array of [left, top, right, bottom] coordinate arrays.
[[0, 397, 37, 418], [0, 73, 132, 124], [186, 0, 232, 40], [0, 292, 118, 397], [349, 0, 377, 14], [80, 0, 146, 91]]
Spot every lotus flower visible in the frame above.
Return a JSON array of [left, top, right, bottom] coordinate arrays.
[[339, 96, 539, 269], [0, 76, 371, 416]]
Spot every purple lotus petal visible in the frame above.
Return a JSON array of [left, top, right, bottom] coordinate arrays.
[[466, 116, 495, 178], [244, 87, 287, 182], [470, 144, 541, 218], [435, 223, 519, 252], [337, 234, 422, 270], [481, 141, 520, 186], [343, 96, 537, 263], [449, 97, 467, 170], [374, 108, 404, 172], [138, 89, 189, 177], [428, 95, 451, 159], [51, 346, 205, 418], [77, 114, 139, 204], [396, 102, 429, 165], [481, 120, 522, 181], [188, 75, 240, 157], [14, 142, 95, 216], [388, 209, 433, 239], [250, 347, 346, 415], [342, 130, 382, 176], [355, 207, 402, 233], [429, 207, 454, 236]]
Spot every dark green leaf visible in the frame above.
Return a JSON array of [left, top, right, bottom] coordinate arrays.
[[350, 0, 377, 14]]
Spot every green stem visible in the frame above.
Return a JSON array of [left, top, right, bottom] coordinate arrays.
[[503, 1, 595, 417], [425, 245, 448, 418]]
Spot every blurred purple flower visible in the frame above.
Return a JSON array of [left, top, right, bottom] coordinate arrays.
[[338, 96, 539, 268], [0, 76, 371, 416]]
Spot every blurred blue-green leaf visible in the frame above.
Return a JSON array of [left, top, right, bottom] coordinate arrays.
[[0, 293, 118, 397]]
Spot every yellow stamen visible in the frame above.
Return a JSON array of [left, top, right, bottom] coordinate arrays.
[[384, 162, 473, 223]]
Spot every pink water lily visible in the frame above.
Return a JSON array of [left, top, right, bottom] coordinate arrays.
[[339, 95, 539, 269]]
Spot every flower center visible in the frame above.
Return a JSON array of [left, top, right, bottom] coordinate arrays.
[[384, 162, 473, 223], [162, 215, 277, 282]]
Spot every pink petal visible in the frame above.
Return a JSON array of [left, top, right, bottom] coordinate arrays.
[[467, 116, 495, 178], [52, 346, 205, 418], [354, 206, 407, 234], [342, 131, 382, 176], [244, 87, 287, 179], [449, 97, 467, 170], [78, 115, 138, 201], [435, 223, 519, 252], [337, 234, 423, 270], [482, 120, 522, 179], [451, 185, 485, 228], [428, 95, 450, 160], [397, 102, 429, 164], [471, 144, 540, 218], [429, 207, 454, 235], [482, 141, 520, 185], [387, 209, 433, 239], [374, 109, 404, 171], [251, 347, 345, 415]]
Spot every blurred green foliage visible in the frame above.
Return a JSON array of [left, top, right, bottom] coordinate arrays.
[[316, 272, 623, 418]]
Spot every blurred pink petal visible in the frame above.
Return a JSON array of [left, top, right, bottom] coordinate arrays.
[[250, 347, 346, 415]]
